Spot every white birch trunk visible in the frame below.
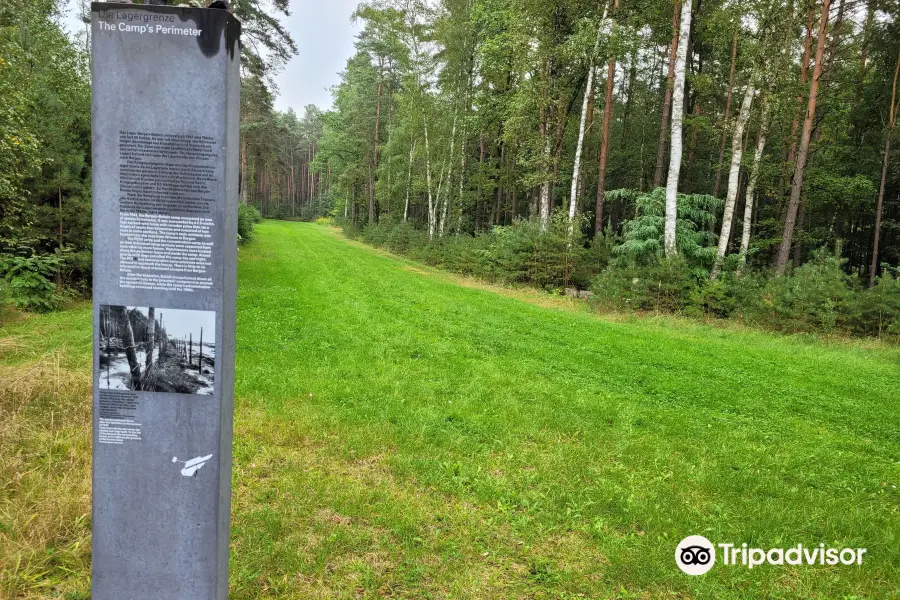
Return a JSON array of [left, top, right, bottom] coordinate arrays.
[[569, 65, 596, 230], [440, 112, 458, 236], [711, 84, 754, 277], [568, 4, 609, 229], [663, 0, 692, 258], [404, 139, 416, 222], [738, 99, 770, 271], [423, 108, 435, 240], [540, 136, 551, 231], [455, 134, 467, 234]]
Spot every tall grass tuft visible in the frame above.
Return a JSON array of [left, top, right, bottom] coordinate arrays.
[[0, 346, 92, 599]]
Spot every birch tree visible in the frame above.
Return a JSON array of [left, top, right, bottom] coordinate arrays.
[[569, 3, 610, 231], [539, 121, 552, 231], [663, 0, 693, 258], [404, 139, 416, 221], [711, 83, 754, 277], [424, 108, 436, 238], [738, 97, 771, 270], [654, 0, 682, 188], [713, 29, 739, 198]]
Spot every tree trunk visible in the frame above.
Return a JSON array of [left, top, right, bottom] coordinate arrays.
[[569, 64, 597, 225], [539, 97, 552, 231], [440, 111, 459, 236], [663, 0, 692, 257], [578, 86, 595, 210], [290, 147, 295, 217], [492, 152, 503, 226], [56, 184, 63, 286], [653, 0, 681, 188], [551, 94, 567, 209], [569, 3, 609, 228], [144, 307, 156, 376], [713, 29, 739, 197], [423, 107, 435, 239], [476, 135, 485, 230], [404, 139, 416, 221], [786, 4, 815, 177], [240, 138, 248, 204], [712, 84, 754, 277], [595, 27, 619, 234], [738, 99, 770, 270], [457, 136, 467, 230], [857, 1, 874, 105], [371, 65, 383, 224], [540, 134, 552, 231], [620, 45, 638, 147], [870, 48, 900, 286], [368, 160, 375, 224], [774, 0, 831, 275], [112, 306, 141, 391]]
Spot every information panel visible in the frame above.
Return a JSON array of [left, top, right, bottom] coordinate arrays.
[[90, 4, 240, 598]]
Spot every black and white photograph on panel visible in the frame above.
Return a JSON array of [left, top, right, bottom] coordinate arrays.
[[98, 305, 216, 395]]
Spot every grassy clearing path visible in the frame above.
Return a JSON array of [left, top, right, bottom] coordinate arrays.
[[1, 219, 898, 599], [231, 221, 898, 599]]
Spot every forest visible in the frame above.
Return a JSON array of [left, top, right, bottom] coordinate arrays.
[[223, 0, 900, 338], [3, 2, 900, 596], [2, 0, 900, 337]]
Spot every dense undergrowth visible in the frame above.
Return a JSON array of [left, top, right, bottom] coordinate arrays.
[[0, 205, 263, 323], [340, 213, 900, 340]]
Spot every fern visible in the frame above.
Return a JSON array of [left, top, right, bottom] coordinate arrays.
[[614, 187, 722, 267]]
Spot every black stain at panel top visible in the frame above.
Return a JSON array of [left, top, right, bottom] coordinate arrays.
[[91, 3, 241, 60]]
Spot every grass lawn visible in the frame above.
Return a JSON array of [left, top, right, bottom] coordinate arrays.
[[2, 219, 899, 599]]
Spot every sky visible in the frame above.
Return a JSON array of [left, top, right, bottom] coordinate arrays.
[[272, 0, 362, 114], [128, 306, 217, 342], [59, 0, 361, 113]]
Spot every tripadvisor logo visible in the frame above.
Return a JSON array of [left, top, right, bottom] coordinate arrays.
[[676, 535, 716, 575], [675, 536, 867, 576]]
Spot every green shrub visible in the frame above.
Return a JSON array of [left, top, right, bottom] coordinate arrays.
[[0, 252, 65, 313], [362, 219, 392, 247], [751, 250, 852, 333], [469, 214, 590, 289], [591, 258, 696, 312], [0, 283, 10, 324], [615, 187, 720, 268], [385, 220, 427, 254], [687, 277, 739, 319], [846, 271, 900, 337], [271, 203, 292, 221], [238, 203, 262, 243], [299, 197, 333, 221]]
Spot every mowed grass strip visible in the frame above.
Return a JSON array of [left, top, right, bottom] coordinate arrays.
[[234, 222, 899, 599], [2, 220, 898, 599]]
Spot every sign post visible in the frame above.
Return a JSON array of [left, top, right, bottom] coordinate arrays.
[[90, 3, 240, 598]]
